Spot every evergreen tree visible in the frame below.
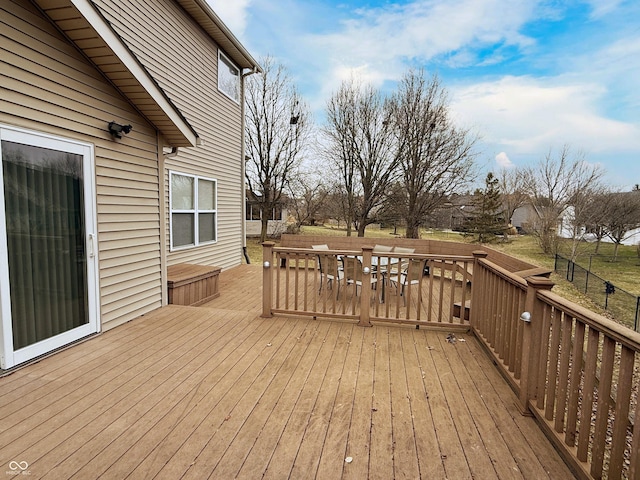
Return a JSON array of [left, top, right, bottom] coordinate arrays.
[[463, 172, 507, 243]]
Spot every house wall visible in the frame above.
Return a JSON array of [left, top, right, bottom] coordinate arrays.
[[618, 228, 640, 246], [93, 0, 245, 271], [246, 220, 288, 237], [511, 204, 538, 233], [0, 0, 164, 330]]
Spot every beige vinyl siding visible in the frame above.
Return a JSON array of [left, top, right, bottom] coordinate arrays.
[[94, 0, 245, 270], [1, 0, 164, 330]]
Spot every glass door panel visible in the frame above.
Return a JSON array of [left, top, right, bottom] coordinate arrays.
[[3, 141, 88, 349], [0, 127, 98, 369]]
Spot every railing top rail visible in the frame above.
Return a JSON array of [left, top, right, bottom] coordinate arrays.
[[272, 246, 475, 262], [538, 289, 640, 352], [272, 246, 361, 256], [477, 257, 528, 289]]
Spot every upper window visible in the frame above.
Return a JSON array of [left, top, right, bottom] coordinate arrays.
[[218, 51, 240, 103], [170, 172, 217, 249]]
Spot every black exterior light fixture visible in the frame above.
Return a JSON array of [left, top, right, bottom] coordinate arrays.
[[108, 121, 133, 139]]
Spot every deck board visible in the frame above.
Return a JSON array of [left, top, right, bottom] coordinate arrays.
[[0, 265, 575, 479]]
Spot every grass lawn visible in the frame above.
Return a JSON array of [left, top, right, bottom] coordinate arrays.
[[246, 225, 640, 324]]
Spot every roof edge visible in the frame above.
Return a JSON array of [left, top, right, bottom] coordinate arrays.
[[179, 0, 262, 73]]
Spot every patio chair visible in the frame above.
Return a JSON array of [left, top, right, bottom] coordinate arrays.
[[373, 244, 394, 254], [388, 246, 415, 276], [342, 256, 378, 299], [389, 258, 425, 305], [313, 245, 343, 293]]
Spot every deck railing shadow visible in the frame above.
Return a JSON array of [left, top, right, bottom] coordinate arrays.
[[262, 239, 640, 479]]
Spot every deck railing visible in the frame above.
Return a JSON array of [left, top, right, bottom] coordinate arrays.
[[472, 256, 640, 480], [262, 243, 474, 329], [263, 241, 640, 478]]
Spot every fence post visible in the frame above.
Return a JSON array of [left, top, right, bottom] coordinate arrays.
[[358, 246, 373, 327], [570, 260, 575, 282], [262, 242, 275, 318], [469, 251, 488, 331], [636, 297, 640, 333], [585, 269, 590, 294], [518, 276, 555, 415]]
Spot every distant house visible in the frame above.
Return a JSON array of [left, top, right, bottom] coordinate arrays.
[[429, 194, 475, 230], [557, 205, 640, 246], [617, 228, 640, 246], [557, 206, 586, 239], [511, 204, 541, 234], [245, 192, 289, 237], [0, 0, 260, 369]]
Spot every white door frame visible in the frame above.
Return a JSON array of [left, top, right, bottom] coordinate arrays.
[[0, 125, 100, 369]]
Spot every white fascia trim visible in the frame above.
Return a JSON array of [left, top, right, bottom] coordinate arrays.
[[71, 0, 198, 147]]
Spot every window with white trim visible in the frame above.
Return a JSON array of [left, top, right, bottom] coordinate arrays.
[[170, 172, 217, 249], [218, 50, 240, 103]]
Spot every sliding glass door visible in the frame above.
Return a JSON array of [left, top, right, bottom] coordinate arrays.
[[0, 126, 98, 369]]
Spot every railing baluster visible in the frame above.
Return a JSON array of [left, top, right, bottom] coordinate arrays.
[[608, 345, 634, 479], [545, 308, 562, 421], [565, 320, 585, 447], [535, 303, 552, 407], [591, 336, 616, 478], [554, 313, 573, 433], [630, 393, 640, 478], [460, 260, 469, 325], [448, 262, 455, 322], [577, 326, 600, 462], [438, 260, 445, 322], [427, 259, 434, 322]]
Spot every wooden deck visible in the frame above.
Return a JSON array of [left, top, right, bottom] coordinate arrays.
[[0, 265, 575, 479]]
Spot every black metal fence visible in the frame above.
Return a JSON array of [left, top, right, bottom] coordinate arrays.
[[555, 254, 640, 332]]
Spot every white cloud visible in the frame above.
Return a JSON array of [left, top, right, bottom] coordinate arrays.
[[305, 0, 537, 85], [273, 0, 542, 119], [206, 0, 252, 35], [450, 75, 640, 157], [585, 0, 624, 18], [495, 152, 514, 168]]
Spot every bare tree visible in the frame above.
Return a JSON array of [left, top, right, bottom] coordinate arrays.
[[376, 181, 406, 234], [562, 182, 611, 260], [286, 164, 329, 231], [388, 71, 478, 238], [601, 189, 640, 260], [323, 78, 397, 236], [585, 191, 614, 254], [323, 83, 356, 234], [523, 145, 604, 254], [245, 56, 311, 242], [497, 167, 528, 227]]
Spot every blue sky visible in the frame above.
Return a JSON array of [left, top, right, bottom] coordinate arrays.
[[208, 0, 640, 189]]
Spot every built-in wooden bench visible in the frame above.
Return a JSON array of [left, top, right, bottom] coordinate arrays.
[[167, 263, 221, 306], [453, 300, 471, 320]]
